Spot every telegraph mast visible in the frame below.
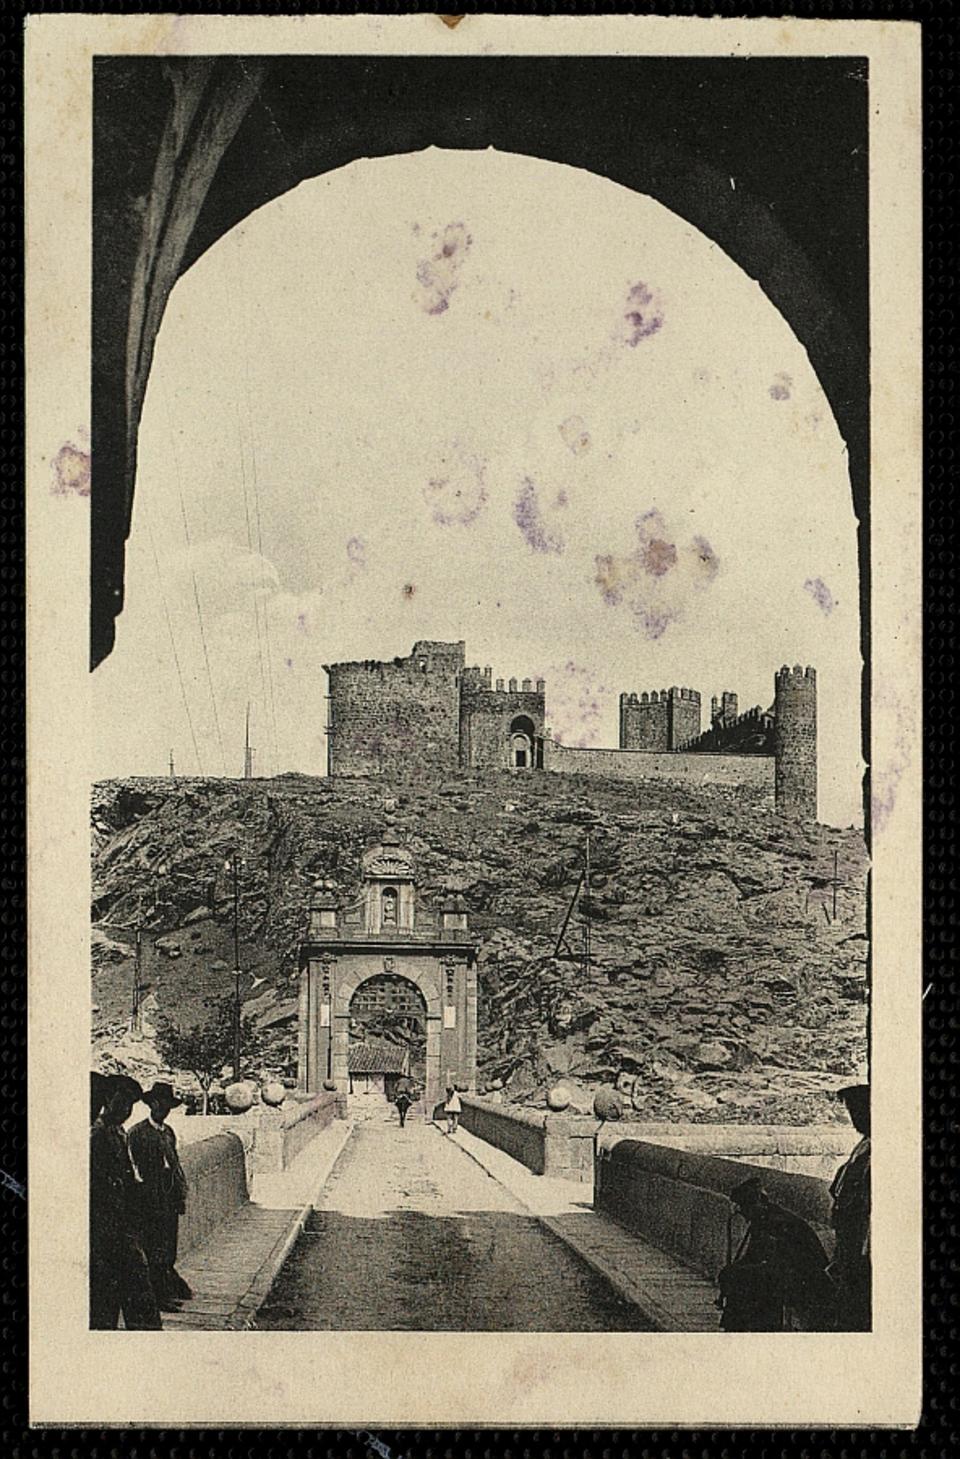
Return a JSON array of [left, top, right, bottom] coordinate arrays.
[[553, 833, 593, 977], [244, 702, 254, 780]]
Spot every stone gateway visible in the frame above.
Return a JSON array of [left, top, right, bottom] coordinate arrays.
[[297, 833, 478, 1113]]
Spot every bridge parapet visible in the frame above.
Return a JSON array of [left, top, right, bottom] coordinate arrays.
[[595, 1136, 836, 1281], [250, 1090, 346, 1174], [179, 1132, 249, 1255], [457, 1095, 594, 1181]]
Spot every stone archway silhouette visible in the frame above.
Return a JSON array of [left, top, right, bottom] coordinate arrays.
[[92, 52, 869, 706]]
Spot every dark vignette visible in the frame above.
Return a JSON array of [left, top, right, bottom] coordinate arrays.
[[2, 2, 953, 1457]]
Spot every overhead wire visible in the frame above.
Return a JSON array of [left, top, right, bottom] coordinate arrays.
[[243, 379, 282, 776], [164, 389, 228, 776], [237, 405, 276, 777], [143, 504, 205, 776]]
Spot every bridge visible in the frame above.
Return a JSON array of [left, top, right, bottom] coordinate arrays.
[[159, 1092, 856, 1333]]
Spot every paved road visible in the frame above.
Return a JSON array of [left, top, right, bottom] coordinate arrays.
[[256, 1120, 651, 1331]]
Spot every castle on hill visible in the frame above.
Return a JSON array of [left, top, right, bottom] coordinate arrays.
[[324, 640, 817, 821]]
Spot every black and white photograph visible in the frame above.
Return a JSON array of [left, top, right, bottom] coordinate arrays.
[[27, 13, 921, 1429]]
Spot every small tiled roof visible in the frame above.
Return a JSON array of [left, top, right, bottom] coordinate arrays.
[[348, 1039, 409, 1075]]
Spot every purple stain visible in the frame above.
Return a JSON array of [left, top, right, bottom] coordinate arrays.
[[770, 373, 792, 400], [416, 222, 472, 316], [549, 661, 609, 747], [640, 538, 677, 578], [512, 478, 564, 555], [296, 612, 308, 633], [594, 512, 717, 635], [346, 537, 366, 568], [804, 576, 835, 614], [692, 534, 720, 584], [635, 608, 672, 640], [635, 509, 677, 577], [636, 507, 668, 536], [423, 458, 488, 527], [52, 442, 90, 497], [873, 756, 907, 833], [594, 554, 624, 607], [623, 282, 664, 346], [559, 416, 591, 456], [285, 657, 294, 669]]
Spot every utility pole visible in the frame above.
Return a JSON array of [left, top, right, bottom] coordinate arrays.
[[131, 892, 144, 1034], [583, 833, 592, 979], [168, 749, 175, 778], [244, 703, 254, 780], [227, 852, 243, 1081], [553, 834, 594, 975], [832, 848, 839, 923]]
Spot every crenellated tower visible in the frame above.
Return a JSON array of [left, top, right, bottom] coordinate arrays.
[[459, 663, 546, 771], [619, 686, 701, 751], [774, 665, 818, 821]]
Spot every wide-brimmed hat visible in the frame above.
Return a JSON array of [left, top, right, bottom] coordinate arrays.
[[835, 1083, 869, 1124], [730, 1177, 767, 1207], [143, 1081, 183, 1110], [108, 1073, 144, 1103]]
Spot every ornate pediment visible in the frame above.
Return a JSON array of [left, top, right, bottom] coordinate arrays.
[[362, 842, 415, 882]]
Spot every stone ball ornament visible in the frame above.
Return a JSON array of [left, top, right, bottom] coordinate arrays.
[[546, 1084, 572, 1112], [593, 1087, 623, 1122], [322, 1078, 338, 1092], [225, 1081, 255, 1112], [261, 1081, 286, 1107]]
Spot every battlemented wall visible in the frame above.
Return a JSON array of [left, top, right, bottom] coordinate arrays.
[[324, 642, 817, 821], [325, 641, 464, 778], [682, 704, 775, 756], [620, 687, 701, 751], [544, 740, 775, 799]]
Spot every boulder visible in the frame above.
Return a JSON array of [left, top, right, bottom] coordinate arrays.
[[693, 1040, 734, 1071], [593, 1087, 622, 1121]]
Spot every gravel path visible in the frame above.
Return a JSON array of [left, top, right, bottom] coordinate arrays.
[[256, 1121, 651, 1330]]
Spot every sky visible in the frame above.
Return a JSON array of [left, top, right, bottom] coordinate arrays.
[[93, 147, 863, 825]]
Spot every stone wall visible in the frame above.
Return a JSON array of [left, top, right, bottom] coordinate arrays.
[[460, 687, 545, 770], [775, 665, 818, 820], [545, 741, 776, 798], [248, 1090, 344, 1174], [671, 691, 702, 748], [602, 1122, 858, 1181], [620, 688, 701, 751], [325, 641, 464, 778], [458, 1095, 594, 1180], [619, 692, 669, 750], [594, 1137, 835, 1280], [178, 1132, 249, 1255]]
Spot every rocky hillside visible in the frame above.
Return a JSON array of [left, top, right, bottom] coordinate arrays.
[[91, 770, 868, 1123]]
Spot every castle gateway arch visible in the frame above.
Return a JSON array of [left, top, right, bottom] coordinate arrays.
[[297, 835, 477, 1114]]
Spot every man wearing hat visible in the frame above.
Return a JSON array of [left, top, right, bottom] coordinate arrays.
[[128, 1082, 192, 1309], [829, 1083, 871, 1330], [716, 1176, 834, 1331], [90, 1073, 162, 1329]]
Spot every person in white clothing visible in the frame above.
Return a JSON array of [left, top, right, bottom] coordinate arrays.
[[444, 1085, 462, 1134]]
